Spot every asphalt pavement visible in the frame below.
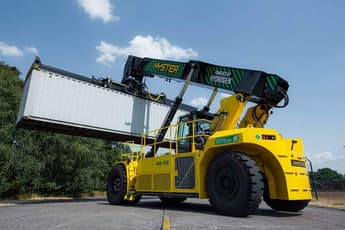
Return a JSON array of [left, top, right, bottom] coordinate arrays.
[[0, 197, 344, 230]]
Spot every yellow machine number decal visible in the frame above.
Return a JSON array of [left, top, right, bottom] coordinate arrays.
[[156, 160, 169, 166], [214, 134, 239, 145]]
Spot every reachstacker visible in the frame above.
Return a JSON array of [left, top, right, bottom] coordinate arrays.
[[17, 55, 312, 217], [106, 56, 311, 217]]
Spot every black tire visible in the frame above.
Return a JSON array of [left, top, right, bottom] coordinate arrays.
[[159, 196, 187, 204], [206, 152, 263, 217], [107, 164, 127, 205], [265, 199, 309, 212]]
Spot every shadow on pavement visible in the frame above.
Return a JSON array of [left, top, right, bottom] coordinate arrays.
[[253, 208, 302, 217], [99, 197, 302, 218]]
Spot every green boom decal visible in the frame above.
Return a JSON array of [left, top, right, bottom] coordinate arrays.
[[265, 75, 279, 91], [204, 65, 244, 90], [143, 60, 186, 79], [124, 56, 289, 106]]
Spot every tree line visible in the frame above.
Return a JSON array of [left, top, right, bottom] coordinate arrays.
[[0, 61, 128, 198], [312, 167, 344, 181]]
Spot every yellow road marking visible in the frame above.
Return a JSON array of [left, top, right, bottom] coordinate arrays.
[[162, 217, 170, 230]]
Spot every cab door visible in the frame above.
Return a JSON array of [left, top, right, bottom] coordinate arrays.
[[177, 117, 193, 153]]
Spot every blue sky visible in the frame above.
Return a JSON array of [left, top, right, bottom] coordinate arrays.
[[1, 0, 344, 172]]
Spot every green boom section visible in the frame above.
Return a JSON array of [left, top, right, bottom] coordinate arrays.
[[141, 58, 248, 91], [123, 55, 289, 106], [141, 58, 282, 92]]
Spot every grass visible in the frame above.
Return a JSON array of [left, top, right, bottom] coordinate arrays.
[[310, 191, 345, 210], [0, 192, 107, 207], [1, 191, 106, 201]]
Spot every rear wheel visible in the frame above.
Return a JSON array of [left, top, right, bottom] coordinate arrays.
[[206, 152, 263, 217], [107, 164, 127, 205], [265, 199, 309, 212]]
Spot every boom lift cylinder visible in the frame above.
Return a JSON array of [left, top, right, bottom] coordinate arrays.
[[202, 87, 218, 112]]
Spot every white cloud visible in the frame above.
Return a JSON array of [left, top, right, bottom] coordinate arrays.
[[78, 0, 119, 23], [309, 151, 335, 169], [307, 147, 345, 174], [312, 151, 335, 161], [190, 97, 208, 108], [0, 42, 23, 57], [96, 35, 198, 65], [25, 46, 39, 55], [308, 151, 345, 174], [0, 42, 39, 57]]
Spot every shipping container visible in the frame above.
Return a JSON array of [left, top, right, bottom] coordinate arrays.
[[16, 64, 195, 144]]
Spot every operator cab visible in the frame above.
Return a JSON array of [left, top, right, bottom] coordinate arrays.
[[177, 110, 214, 153]]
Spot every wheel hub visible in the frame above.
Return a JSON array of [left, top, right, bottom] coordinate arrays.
[[216, 169, 240, 200], [113, 178, 120, 192], [222, 177, 231, 189]]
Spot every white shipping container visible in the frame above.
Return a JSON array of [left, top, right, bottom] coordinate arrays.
[[16, 66, 193, 144]]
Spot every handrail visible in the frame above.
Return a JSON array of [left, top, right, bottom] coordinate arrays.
[[117, 119, 212, 160], [141, 119, 211, 156], [120, 141, 145, 161]]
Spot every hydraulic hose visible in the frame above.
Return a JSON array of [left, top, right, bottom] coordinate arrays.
[[273, 87, 289, 108]]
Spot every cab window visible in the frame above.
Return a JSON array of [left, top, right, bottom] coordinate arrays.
[[177, 119, 192, 153]]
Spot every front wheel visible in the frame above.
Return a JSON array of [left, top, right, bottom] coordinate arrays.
[[206, 152, 263, 217], [107, 164, 127, 205]]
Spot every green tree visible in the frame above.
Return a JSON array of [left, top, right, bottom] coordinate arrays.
[[0, 61, 127, 198], [314, 167, 344, 181], [0, 62, 33, 197]]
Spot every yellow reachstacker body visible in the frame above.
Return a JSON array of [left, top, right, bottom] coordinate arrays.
[[110, 93, 312, 217], [120, 125, 311, 201]]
